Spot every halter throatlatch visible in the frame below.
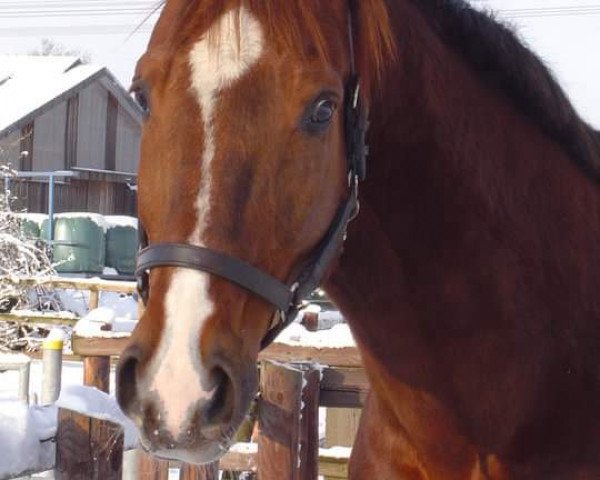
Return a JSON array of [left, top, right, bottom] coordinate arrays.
[[136, 8, 368, 350]]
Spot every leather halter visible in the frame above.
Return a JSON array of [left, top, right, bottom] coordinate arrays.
[[136, 10, 368, 350]]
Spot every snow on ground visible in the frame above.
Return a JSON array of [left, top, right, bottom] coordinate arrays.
[[0, 401, 56, 479], [0, 359, 137, 477]]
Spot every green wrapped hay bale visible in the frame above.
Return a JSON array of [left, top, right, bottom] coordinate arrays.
[[105, 216, 138, 275], [41, 213, 107, 274], [16, 213, 47, 239]]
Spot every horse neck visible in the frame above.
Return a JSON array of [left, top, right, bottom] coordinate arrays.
[[327, 0, 600, 462]]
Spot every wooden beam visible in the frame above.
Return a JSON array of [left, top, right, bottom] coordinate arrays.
[[0, 311, 78, 326], [88, 289, 100, 310], [72, 335, 129, 356], [138, 453, 169, 480], [217, 443, 350, 479], [255, 362, 320, 479], [72, 336, 363, 369], [298, 366, 320, 479], [83, 356, 110, 393], [7, 276, 136, 293], [260, 343, 362, 368], [179, 463, 218, 480], [55, 408, 123, 480]]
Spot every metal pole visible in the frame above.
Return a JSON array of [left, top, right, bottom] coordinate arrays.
[[41, 329, 64, 404], [48, 173, 54, 242], [18, 361, 31, 404]]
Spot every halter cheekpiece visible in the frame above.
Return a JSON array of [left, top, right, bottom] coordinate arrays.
[[136, 8, 368, 350]]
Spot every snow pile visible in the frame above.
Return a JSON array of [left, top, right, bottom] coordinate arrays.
[[0, 385, 139, 478], [73, 306, 137, 338], [56, 384, 139, 449], [0, 401, 56, 478], [275, 322, 356, 349]]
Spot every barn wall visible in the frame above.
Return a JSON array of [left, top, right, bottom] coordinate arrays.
[[11, 178, 137, 216], [0, 130, 21, 166], [115, 106, 141, 173], [77, 82, 107, 169], [32, 102, 67, 171]]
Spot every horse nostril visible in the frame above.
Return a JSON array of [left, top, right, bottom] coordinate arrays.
[[116, 344, 143, 415], [204, 366, 234, 426]]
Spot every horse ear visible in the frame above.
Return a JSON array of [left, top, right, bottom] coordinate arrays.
[[345, 75, 369, 181]]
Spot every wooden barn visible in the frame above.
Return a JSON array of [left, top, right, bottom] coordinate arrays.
[[0, 55, 142, 215]]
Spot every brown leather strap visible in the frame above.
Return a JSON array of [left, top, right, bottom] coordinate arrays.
[[136, 243, 295, 312]]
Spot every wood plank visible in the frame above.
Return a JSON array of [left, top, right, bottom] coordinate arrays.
[[179, 462, 218, 480], [320, 367, 369, 408], [72, 334, 362, 368], [138, 452, 169, 480], [260, 343, 362, 368], [72, 335, 129, 356], [0, 311, 79, 326], [257, 361, 304, 480], [88, 289, 100, 310], [320, 390, 366, 409], [9, 276, 136, 293], [325, 408, 361, 448], [318, 447, 351, 479], [55, 408, 123, 480], [298, 366, 320, 479], [218, 443, 350, 479], [83, 355, 110, 393]]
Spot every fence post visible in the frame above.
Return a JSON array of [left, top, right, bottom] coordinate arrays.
[[55, 408, 124, 480], [179, 462, 219, 479], [138, 452, 169, 480], [257, 361, 320, 480], [88, 288, 100, 310], [83, 356, 110, 393]]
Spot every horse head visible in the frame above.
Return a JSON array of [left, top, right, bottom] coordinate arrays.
[[116, 0, 392, 463]]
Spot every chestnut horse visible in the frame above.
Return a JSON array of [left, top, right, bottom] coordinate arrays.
[[116, 0, 600, 477]]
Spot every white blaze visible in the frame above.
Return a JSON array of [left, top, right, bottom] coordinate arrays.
[[146, 7, 264, 437]]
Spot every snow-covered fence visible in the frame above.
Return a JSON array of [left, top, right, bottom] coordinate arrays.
[[71, 322, 365, 479], [0, 352, 31, 403]]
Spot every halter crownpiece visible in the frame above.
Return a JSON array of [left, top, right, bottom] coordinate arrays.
[[136, 6, 368, 350]]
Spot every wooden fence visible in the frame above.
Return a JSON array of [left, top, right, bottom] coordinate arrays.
[[70, 331, 367, 479], [2, 277, 367, 479]]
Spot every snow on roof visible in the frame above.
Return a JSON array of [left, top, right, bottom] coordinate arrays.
[[0, 55, 104, 134]]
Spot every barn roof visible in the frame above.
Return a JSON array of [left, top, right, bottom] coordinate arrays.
[[0, 55, 142, 136]]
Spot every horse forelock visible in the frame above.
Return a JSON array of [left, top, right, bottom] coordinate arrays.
[[148, 0, 396, 96]]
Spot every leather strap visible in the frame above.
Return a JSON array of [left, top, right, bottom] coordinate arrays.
[[137, 243, 295, 312]]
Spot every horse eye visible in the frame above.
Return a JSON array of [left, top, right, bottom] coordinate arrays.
[[310, 99, 336, 124], [132, 87, 150, 116]]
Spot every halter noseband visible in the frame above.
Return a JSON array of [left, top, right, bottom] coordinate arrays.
[[136, 10, 368, 350]]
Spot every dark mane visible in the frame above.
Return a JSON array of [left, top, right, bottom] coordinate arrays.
[[411, 0, 600, 182]]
